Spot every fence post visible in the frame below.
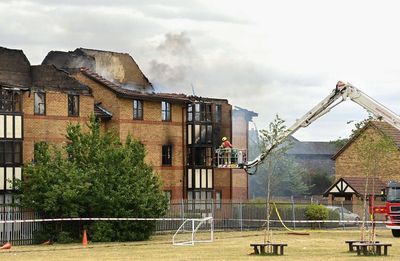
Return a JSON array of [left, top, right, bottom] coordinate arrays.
[[239, 202, 243, 232], [341, 201, 345, 229], [212, 198, 215, 219], [181, 199, 184, 221], [291, 196, 296, 229]]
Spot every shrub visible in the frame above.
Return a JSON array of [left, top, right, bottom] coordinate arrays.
[[57, 231, 75, 244], [305, 204, 328, 221], [90, 221, 114, 242]]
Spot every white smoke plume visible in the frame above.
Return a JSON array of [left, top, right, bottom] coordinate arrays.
[[149, 32, 197, 93]]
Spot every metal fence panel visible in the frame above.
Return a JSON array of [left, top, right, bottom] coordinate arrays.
[[0, 198, 381, 245]]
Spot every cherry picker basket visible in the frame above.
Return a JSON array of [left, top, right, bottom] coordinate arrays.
[[215, 148, 247, 169]]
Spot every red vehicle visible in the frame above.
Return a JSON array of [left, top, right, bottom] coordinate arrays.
[[378, 181, 400, 237]]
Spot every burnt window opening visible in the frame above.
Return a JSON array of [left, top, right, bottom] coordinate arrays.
[[187, 104, 193, 121], [162, 145, 172, 165], [161, 101, 171, 121], [215, 104, 222, 123], [0, 89, 22, 113], [133, 99, 143, 120], [34, 92, 46, 115], [187, 147, 212, 166], [0, 141, 22, 165], [187, 102, 212, 122], [68, 95, 79, 117], [193, 124, 213, 145], [195, 147, 212, 166]]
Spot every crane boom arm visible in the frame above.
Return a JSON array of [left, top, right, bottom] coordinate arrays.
[[245, 81, 400, 174]]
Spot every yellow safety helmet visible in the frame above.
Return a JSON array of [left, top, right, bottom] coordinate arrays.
[[222, 137, 227, 141]]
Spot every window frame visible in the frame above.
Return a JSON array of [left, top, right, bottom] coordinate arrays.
[[162, 145, 173, 166], [215, 104, 222, 123], [68, 94, 80, 117], [0, 141, 23, 165], [34, 92, 46, 115], [133, 99, 143, 120], [0, 89, 22, 112], [161, 101, 171, 121]]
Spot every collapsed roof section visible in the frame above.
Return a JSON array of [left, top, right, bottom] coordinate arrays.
[[0, 47, 31, 88], [79, 67, 188, 104], [42, 48, 153, 93], [31, 65, 91, 95], [0, 46, 91, 95]]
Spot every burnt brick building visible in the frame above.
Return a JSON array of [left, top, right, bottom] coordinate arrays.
[[0, 46, 256, 205]]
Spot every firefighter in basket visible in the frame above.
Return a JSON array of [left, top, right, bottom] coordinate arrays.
[[219, 137, 232, 167]]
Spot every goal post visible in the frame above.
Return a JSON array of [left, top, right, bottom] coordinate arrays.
[[172, 217, 214, 246]]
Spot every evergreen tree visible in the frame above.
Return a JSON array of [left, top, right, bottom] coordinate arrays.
[[17, 115, 168, 242]]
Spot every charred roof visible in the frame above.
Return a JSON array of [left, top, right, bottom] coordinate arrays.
[[42, 50, 95, 71], [0, 46, 31, 88], [31, 65, 91, 95], [42, 48, 153, 92], [78, 67, 188, 103]]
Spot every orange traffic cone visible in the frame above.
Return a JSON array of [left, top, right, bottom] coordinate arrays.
[[0, 242, 11, 250], [82, 229, 88, 246]]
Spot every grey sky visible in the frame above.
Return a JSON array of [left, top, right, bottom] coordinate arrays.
[[1, 0, 399, 141]]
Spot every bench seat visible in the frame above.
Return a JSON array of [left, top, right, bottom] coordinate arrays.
[[352, 242, 392, 256], [250, 243, 288, 255]]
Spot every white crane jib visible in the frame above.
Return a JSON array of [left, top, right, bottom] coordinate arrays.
[[245, 81, 400, 174]]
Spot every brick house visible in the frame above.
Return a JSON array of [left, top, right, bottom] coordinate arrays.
[[333, 121, 400, 184], [0, 46, 256, 205], [324, 121, 400, 214]]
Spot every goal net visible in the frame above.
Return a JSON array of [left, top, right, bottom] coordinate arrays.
[[172, 217, 213, 246]]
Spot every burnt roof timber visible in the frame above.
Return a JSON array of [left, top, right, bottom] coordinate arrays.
[[79, 67, 189, 104]]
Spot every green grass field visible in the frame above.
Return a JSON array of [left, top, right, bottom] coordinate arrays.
[[1, 229, 399, 260]]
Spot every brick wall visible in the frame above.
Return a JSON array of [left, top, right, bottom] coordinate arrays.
[[118, 99, 185, 199], [22, 90, 93, 163], [231, 110, 250, 200], [73, 73, 121, 134], [20, 70, 247, 202], [335, 126, 400, 183], [73, 72, 186, 199], [214, 168, 232, 199]]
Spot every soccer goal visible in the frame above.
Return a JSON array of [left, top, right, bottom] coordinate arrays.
[[172, 216, 214, 246]]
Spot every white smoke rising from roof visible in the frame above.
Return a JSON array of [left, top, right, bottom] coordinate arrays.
[[148, 32, 197, 93]]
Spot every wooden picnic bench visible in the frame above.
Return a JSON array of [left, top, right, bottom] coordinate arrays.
[[250, 243, 288, 255], [345, 240, 379, 252], [352, 242, 392, 256]]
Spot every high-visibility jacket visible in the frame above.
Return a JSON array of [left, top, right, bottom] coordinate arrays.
[[222, 140, 232, 148]]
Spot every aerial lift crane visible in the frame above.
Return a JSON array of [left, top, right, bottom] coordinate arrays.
[[244, 81, 400, 174], [240, 80, 400, 237]]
